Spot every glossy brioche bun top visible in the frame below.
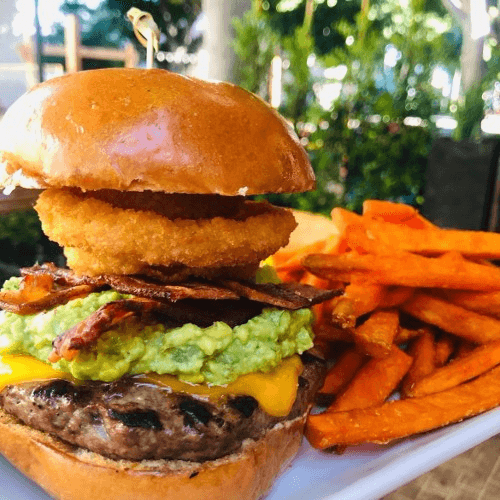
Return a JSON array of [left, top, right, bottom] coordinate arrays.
[[0, 68, 315, 196]]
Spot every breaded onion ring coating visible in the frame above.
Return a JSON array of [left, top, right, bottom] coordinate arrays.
[[63, 248, 147, 276], [36, 188, 297, 277], [63, 248, 261, 280]]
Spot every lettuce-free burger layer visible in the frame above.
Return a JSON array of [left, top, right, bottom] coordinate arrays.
[[0, 68, 323, 500]]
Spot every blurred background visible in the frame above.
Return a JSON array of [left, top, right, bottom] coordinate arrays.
[[1, 0, 500, 279]]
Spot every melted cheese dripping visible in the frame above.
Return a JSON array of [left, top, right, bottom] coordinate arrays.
[[0, 355, 302, 417]]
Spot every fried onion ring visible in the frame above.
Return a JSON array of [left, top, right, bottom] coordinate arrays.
[[36, 189, 297, 277], [63, 248, 147, 276], [62, 249, 262, 281]]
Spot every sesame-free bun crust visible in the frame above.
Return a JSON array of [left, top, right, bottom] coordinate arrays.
[[0, 408, 305, 500], [0, 68, 314, 195]]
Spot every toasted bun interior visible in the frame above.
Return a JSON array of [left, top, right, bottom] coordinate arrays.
[[0, 68, 314, 196], [0, 408, 306, 500]]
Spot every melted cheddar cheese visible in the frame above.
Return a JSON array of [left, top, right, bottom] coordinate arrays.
[[143, 355, 303, 417], [0, 355, 70, 389], [0, 354, 303, 417]]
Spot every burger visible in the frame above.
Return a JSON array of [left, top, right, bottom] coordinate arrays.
[[0, 68, 338, 500]]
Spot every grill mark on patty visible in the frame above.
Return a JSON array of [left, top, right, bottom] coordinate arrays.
[[32, 379, 92, 405], [179, 398, 213, 427], [108, 409, 163, 430], [32, 380, 74, 399], [228, 396, 259, 418]]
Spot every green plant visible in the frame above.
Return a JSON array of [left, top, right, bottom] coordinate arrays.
[[265, 107, 431, 215], [341, 121, 431, 211], [0, 210, 62, 280], [453, 83, 484, 140], [234, 0, 454, 215], [0, 210, 43, 245], [232, 9, 279, 98], [452, 37, 500, 141]]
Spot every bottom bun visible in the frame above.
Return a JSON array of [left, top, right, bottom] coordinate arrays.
[[0, 408, 307, 500]]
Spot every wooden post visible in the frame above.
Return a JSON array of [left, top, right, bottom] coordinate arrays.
[[0, 189, 42, 214], [124, 43, 140, 68], [64, 14, 82, 73], [17, 14, 140, 87], [7, 17, 140, 215]]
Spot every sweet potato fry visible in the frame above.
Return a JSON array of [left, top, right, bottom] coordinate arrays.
[[342, 222, 379, 254], [434, 334, 455, 367], [362, 200, 437, 230], [455, 340, 478, 359], [298, 272, 333, 325], [273, 239, 329, 271], [362, 199, 417, 219], [330, 281, 387, 328], [433, 288, 500, 319], [408, 340, 500, 398], [328, 345, 412, 412], [306, 364, 500, 449], [304, 251, 500, 291], [310, 302, 327, 328], [331, 207, 364, 234], [378, 286, 414, 308], [470, 258, 497, 267], [401, 292, 500, 343], [435, 334, 455, 367], [310, 337, 336, 360], [318, 348, 366, 396], [353, 309, 400, 358], [330, 298, 356, 327], [275, 268, 304, 284], [314, 323, 354, 343], [353, 215, 500, 259], [401, 328, 435, 397], [299, 271, 331, 289], [394, 326, 423, 344], [313, 297, 334, 328]]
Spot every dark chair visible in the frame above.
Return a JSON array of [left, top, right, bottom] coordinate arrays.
[[421, 137, 500, 231]]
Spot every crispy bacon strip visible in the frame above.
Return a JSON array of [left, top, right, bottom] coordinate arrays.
[[21, 264, 340, 309], [220, 280, 342, 310], [22, 264, 239, 302], [49, 298, 163, 362], [21, 263, 106, 287], [104, 275, 239, 301], [0, 284, 99, 315], [0, 270, 102, 315]]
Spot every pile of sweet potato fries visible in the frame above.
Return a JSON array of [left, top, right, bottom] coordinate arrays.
[[272, 200, 500, 451]]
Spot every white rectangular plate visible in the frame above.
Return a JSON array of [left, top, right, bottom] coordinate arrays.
[[266, 406, 500, 500], [2, 407, 500, 500]]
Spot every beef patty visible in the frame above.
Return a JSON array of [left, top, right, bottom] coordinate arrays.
[[0, 353, 324, 462]]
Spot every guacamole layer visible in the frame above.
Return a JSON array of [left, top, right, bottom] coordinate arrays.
[[0, 278, 314, 385]]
